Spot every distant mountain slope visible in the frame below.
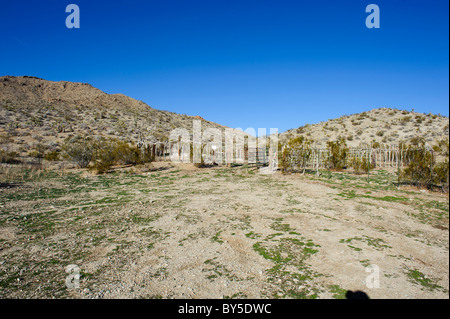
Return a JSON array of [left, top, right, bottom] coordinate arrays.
[[280, 108, 449, 148], [0, 76, 231, 156], [1, 76, 448, 159]]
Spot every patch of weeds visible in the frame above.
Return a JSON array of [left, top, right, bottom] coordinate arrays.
[[203, 257, 241, 282], [253, 237, 321, 299], [270, 218, 294, 232], [329, 285, 347, 299], [337, 190, 409, 203], [151, 267, 168, 279], [347, 245, 362, 252], [94, 196, 131, 205], [229, 215, 251, 231], [175, 212, 201, 224], [211, 231, 224, 244], [130, 213, 161, 225], [406, 269, 444, 292], [19, 210, 58, 237], [264, 233, 284, 241], [340, 236, 391, 251], [139, 227, 170, 241], [359, 259, 371, 267], [224, 292, 248, 299], [280, 208, 306, 215], [245, 231, 261, 239]]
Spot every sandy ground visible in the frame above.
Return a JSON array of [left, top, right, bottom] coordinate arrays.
[[0, 162, 448, 299]]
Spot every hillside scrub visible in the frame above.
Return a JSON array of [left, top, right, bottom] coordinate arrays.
[[326, 137, 348, 170], [349, 156, 375, 174], [280, 136, 312, 174], [400, 137, 449, 192], [61, 136, 154, 173], [61, 136, 96, 168]]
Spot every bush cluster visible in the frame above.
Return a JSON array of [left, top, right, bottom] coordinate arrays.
[[326, 137, 348, 170], [62, 136, 154, 174], [400, 137, 449, 191], [0, 150, 19, 164], [349, 156, 375, 174], [280, 136, 312, 173]]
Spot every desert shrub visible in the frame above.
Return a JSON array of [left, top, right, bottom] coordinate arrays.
[[376, 130, 384, 137], [193, 145, 208, 168], [112, 140, 141, 165], [28, 150, 42, 159], [401, 147, 433, 188], [326, 137, 348, 170], [357, 113, 367, 121], [349, 156, 375, 174], [400, 116, 412, 125], [0, 150, 19, 164], [433, 161, 449, 192], [89, 138, 154, 174], [61, 136, 96, 168], [44, 150, 60, 161], [415, 115, 424, 124], [89, 138, 117, 174], [399, 137, 448, 190], [280, 136, 312, 173], [431, 138, 449, 191], [139, 144, 156, 164]]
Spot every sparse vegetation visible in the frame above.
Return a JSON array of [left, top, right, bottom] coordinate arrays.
[[280, 136, 312, 173], [326, 137, 348, 170], [0, 78, 448, 299]]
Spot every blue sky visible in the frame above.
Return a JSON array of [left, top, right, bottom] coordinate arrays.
[[0, 0, 448, 133]]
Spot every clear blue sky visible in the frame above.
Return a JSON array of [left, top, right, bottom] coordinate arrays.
[[1, 0, 448, 133]]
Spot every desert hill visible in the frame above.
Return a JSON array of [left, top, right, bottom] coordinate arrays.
[[1, 76, 449, 160], [280, 107, 449, 148], [0, 76, 230, 157]]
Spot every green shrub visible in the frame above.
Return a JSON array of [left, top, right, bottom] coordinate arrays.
[[0, 150, 19, 164], [44, 150, 60, 161], [280, 136, 312, 173], [400, 116, 412, 126], [432, 138, 449, 191], [89, 138, 116, 174], [327, 137, 348, 170], [349, 156, 375, 174], [89, 138, 154, 174], [61, 136, 96, 168], [112, 141, 140, 165], [399, 137, 447, 190]]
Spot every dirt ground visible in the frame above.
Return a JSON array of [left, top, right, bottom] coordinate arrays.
[[0, 162, 448, 299]]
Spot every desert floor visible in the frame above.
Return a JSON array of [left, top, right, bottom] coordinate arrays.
[[0, 162, 448, 299]]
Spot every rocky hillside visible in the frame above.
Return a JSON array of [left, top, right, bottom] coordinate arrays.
[[0, 76, 230, 157], [280, 108, 449, 148], [1, 76, 448, 159]]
